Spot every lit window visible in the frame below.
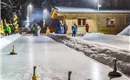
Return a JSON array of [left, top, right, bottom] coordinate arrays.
[[106, 18, 116, 27]]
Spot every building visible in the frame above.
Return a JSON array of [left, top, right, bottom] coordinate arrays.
[[51, 6, 130, 34]]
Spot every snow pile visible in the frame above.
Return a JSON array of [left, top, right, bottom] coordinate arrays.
[[0, 34, 21, 50], [83, 33, 129, 42], [83, 33, 105, 39], [118, 25, 130, 36], [83, 33, 130, 51], [48, 34, 130, 76], [0, 34, 3, 38]]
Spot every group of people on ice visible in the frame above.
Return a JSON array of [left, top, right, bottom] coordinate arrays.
[[31, 23, 51, 36], [57, 21, 68, 34], [30, 21, 90, 37], [31, 24, 41, 36], [57, 21, 90, 37], [57, 21, 78, 37]]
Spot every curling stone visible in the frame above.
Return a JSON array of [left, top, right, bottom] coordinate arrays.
[[108, 59, 122, 77], [32, 66, 38, 80], [10, 45, 17, 55]]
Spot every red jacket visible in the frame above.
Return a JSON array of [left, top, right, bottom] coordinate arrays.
[[85, 24, 89, 29]]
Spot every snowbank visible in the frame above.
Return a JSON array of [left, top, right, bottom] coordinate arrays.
[[0, 34, 21, 50], [83, 33, 129, 42], [0, 34, 3, 38], [118, 25, 130, 36], [83, 33, 130, 51], [48, 34, 130, 76]]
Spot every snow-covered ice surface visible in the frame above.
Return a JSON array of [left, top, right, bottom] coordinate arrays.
[[1, 35, 129, 80], [48, 34, 130, 77], [0, 34, 21, 50], [118, 25, 130, 36], [83, 33, 130, 51]]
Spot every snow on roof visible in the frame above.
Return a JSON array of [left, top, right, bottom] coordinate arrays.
[[55, 6, 130, 14]]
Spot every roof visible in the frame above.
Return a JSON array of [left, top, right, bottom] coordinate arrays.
[[55, 6, 130, 14]]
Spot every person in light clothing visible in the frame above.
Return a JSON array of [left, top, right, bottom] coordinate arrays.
[[37, 25, 41, 36]]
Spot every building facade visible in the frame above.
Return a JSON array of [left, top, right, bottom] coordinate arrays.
[[51, 7, 130, 34]]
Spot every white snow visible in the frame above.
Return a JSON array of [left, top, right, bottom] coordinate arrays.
[[0, 34, 21, 50], [48, 34, 130, 77], [83, 33, 130, 51], [55, 6, 130, 13], [118, 25, 130, 36], [0, 34, 3, 38]]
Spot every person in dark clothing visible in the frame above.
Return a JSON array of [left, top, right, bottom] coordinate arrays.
[[10, 24, 16, 34], [64, 22, 68, 34], [31, 24, 37, 36]]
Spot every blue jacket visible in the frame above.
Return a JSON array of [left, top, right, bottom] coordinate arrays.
[[72, 26, 77, 32]]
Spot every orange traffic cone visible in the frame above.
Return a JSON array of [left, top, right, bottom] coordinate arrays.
[[10, 45, 17, 55], [32, 66, 38, 80]]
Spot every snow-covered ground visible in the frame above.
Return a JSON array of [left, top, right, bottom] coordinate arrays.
[[83, 33, 130, 51], [0, 34, 3, 38], [0, 34, 21, 50], [48, 34, 130, 77], [82, 25, 130, 51], [1, 35, 129, 80], [118, 25, 130, 36]]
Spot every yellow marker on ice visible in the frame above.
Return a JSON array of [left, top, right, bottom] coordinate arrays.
[[32, 66, 38, 80]]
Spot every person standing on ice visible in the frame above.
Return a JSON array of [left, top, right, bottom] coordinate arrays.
[[72, 23, 77, 37], [85, 22, 90, 32], [46, 25, 51, 34], [4, 24, 10, 36], [37, 24, 41, 36], [31, 24, 37, 36], [64, 22, 68, 34], [57, 21, 63, 34]]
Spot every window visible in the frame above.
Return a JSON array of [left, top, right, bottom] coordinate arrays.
[[106, 18, 116, 27], [83, 19, 86, 25], [78, 19, 86, 26], [78, 19, 81, 25]]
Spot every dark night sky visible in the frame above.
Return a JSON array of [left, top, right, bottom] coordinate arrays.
[[1, 0, 130, 21], [30, 0, 130, 10]]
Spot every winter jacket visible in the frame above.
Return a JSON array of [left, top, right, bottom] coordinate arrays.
[[5, 25, 10, 32], [85, 24, 89, 29], [72, 26, 77, 32], [64, 24, 68, 31], [31, 25, 37, 31]]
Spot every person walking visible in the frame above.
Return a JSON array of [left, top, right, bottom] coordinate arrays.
[[85, 22, 90, 32], [72, 23, 77, 37], [64, 22, 68, 34]]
